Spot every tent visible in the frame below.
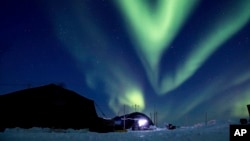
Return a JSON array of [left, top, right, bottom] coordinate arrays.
[[113, 112, 154, 130], [0, 84, 112, 132]]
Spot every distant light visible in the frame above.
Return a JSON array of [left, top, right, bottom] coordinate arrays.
[[138, 119, 148, 127]]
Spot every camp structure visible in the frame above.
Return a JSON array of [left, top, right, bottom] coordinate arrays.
[[239, 104, 250, 125], [0, 84, 113, 132], [113, 112, 154, 130]]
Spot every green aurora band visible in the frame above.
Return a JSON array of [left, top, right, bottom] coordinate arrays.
[[115, 0, 199, 94], [161, 0, 250, 95], [46, 1, 146, 114], [116, 0, 250, 96]]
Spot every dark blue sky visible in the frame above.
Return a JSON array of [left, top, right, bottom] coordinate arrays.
[[0, 0, 250, 125]]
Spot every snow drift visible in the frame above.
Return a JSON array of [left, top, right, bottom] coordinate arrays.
[[0, 120, 231, 141]]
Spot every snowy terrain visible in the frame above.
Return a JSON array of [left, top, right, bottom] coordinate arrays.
[[0, 120, 233, 141]]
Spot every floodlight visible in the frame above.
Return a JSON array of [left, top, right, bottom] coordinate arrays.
[[138, 119, 148, 127]]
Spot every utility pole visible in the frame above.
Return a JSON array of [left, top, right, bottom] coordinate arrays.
[[205, 112, 208, 126], [156, 112, 158, 127], [153, 105, 157, 126], [123, 105, 126, 130], [154, 111, 158, 127], [132, 104, 139, 112]]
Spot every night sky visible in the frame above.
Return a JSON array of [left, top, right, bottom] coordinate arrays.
[[0, 0, 250, 125]]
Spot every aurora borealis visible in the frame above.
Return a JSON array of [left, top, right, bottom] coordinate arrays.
[[0, 0, 250, 125], [116, 0, 199, 95]]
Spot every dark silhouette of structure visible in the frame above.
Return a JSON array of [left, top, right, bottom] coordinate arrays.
[[239, 104, 250, 125], [0, 84, 113, 132]]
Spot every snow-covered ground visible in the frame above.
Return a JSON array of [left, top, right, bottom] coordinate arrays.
[[0, 120, 233, 141]]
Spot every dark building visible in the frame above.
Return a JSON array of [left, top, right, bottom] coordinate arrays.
[[0, 84, 113, 132]]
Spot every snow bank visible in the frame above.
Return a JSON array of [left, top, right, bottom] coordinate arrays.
[[0, 120, 231, 141]]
